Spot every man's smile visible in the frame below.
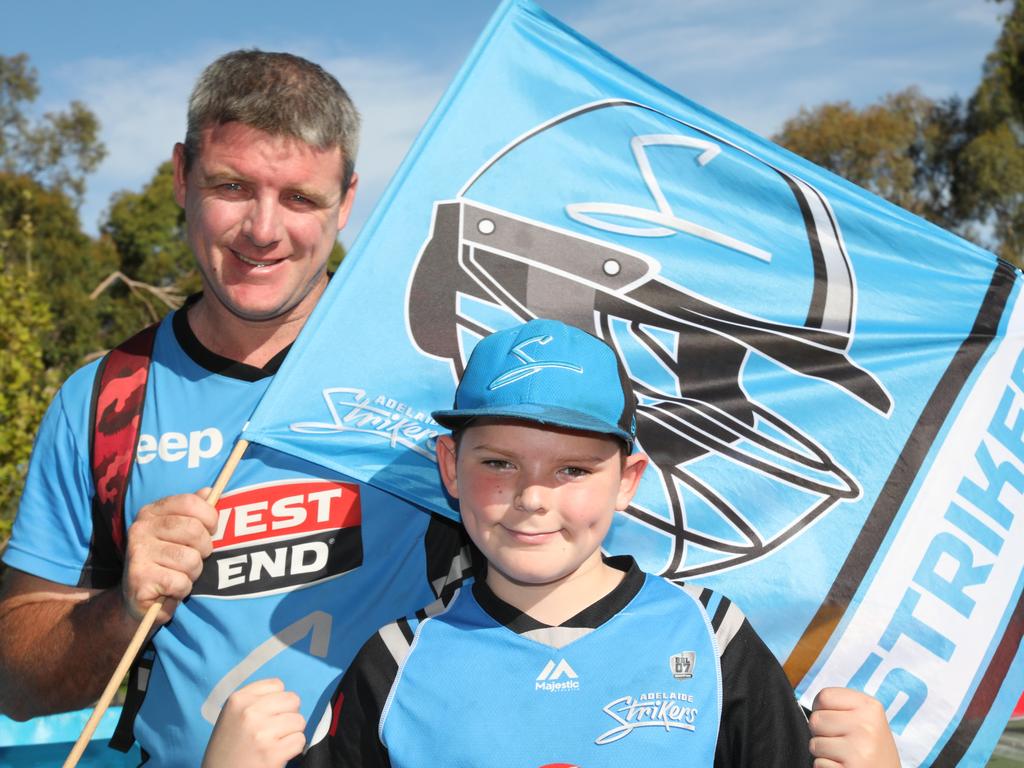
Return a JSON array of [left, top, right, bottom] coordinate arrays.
[[232, 249, 284, 269]]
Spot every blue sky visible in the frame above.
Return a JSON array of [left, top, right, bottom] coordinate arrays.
[[3, 0, 1006, 242]]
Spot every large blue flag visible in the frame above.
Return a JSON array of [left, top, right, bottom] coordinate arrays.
[[242, 1, 1024, 764]]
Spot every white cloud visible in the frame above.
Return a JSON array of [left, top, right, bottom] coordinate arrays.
[[949, 1, 1006, 28]]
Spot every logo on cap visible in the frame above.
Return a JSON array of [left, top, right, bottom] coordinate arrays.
[[488, 334, 584, 390]]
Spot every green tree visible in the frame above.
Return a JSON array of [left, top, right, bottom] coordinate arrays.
[[0, 53, 106, 208], [0, 52, 112, 549], [773, 88, 968, 235], [328, 240, 347, 273], [0, 203, 54, 551], [0, 53, 117, 370], [0, 172, 117, 371], [955, 0, 1024, 265], [104, 161, 192, 287], [96, 161, 192, 338]]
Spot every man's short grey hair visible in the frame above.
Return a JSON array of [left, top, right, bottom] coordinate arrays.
[[184, 49, 360, 192]]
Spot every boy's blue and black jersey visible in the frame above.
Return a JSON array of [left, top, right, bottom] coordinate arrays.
[[303, 556, 812, 767], [4, 299, 471, 768]]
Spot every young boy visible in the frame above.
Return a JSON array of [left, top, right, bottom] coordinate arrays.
[[204, 319, 900, 768]]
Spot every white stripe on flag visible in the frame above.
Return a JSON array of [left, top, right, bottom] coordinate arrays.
[[800, 291, 1024, 765]]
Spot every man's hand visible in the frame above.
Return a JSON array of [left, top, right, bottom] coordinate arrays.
[[202, 679, 306, 768], [122, 488, 219, 624], [809, 687, 901, 768]]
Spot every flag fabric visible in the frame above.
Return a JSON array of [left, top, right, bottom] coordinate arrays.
[[242, 1, 1024, 764]]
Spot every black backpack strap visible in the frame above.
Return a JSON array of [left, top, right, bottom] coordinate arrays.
[[108, 638, 156, 753], [84, 322, 159, 751], [86, 322, 159, 575]]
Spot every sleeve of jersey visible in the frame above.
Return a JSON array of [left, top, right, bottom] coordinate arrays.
[[710, 598, 813, 768], [3, 368, 103, 587], [422, 511, 477, 601], [301, 630, 398, 768]]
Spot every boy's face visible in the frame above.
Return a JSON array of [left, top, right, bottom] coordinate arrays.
[[436, 420, 647, 592]]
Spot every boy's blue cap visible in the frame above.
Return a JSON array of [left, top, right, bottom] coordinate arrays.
[[432, 319, 638, 449]]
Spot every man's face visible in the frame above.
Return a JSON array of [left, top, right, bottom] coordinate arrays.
[[173, 121, 357, 324], [437, 421, 646, 595]]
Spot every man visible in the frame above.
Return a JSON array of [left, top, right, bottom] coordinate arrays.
[[0, 50, 469, 767]]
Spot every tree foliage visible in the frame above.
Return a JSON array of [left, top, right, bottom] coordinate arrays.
[[955, 0, 1024, 264], [0, 172, 118, 369], [775, 88, 967, 230], [104, 162, 192, 286], [0, 55, 113, 553], [0, 206, 54, 544], [97, 160, 193, 337], [0, 54, 106, 207]]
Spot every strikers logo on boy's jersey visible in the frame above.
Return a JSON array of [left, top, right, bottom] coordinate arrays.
[[191, 479, 363, 598]]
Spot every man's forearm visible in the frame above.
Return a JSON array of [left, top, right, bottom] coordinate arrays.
[[0, 586, 140, 720]]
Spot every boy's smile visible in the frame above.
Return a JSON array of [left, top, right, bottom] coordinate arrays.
[[437, 419, 647, 616]]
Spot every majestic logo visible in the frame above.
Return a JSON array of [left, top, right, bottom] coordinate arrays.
[[192, 479, 363, 598], [670, 651, 695, 680], [596, 692, 699, 745], [489, 334, 584, 389], [536, 658, 580, 692], [406, 99, 893, 579]]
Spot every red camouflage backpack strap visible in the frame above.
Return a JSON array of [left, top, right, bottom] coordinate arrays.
[[86, 321, 160, 584]]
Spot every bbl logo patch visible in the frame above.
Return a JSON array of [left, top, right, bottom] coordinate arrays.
[[670, 651, 696, 680]]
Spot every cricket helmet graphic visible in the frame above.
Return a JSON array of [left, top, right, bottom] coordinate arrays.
[[406, 100, 892, 578]]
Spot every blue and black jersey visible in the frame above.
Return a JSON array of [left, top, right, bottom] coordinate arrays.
[[304, 556, 812, 767]]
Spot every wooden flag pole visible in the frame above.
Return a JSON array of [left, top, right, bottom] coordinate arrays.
[[62, 438, 250, 768]]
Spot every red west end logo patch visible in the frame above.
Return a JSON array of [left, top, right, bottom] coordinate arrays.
[[192, 479, 363, 598]]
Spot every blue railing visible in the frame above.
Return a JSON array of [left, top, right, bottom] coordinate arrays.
[[0, 708, 141, 767]]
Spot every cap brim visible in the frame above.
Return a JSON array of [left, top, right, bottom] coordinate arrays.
[[432, 404, 634, 448]]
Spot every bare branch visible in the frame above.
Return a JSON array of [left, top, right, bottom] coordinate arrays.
[[90, 270, 184, 322]]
